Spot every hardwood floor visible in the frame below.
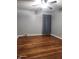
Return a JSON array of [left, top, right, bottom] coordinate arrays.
[[17, 35, 62, 59]]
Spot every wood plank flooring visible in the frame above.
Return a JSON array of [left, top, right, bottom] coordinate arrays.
[[17, 35, 62, 59]]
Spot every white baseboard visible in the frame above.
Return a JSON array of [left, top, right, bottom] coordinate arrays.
[[51, 34, 62, 39], [17, 34, 24, 38], [17, 34, 62, 39], [17, 34, 43, 38], [27, 34, 43, 36]]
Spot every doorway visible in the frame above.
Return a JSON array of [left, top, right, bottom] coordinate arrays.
[[42, 15, 51, 35]]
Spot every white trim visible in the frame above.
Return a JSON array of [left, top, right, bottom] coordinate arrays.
[[17, 34, 43, 38], [17, 34, 24, 38], [51, 34, 62, 39], [17, 34, 62, 39], [27, 34, 43, 36]]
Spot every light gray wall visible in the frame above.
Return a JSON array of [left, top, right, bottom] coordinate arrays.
[[17, 10, 43, 35], [51, 10, 62, 38]]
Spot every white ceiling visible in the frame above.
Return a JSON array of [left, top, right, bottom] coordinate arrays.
[[17, 0, 62, 11]]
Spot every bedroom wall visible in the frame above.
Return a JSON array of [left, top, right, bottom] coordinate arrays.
[[51, 9, 62, 38], [17, 9, 43, 35]]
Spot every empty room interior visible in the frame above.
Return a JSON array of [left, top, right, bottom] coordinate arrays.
[[17, 0, 62, 59]]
